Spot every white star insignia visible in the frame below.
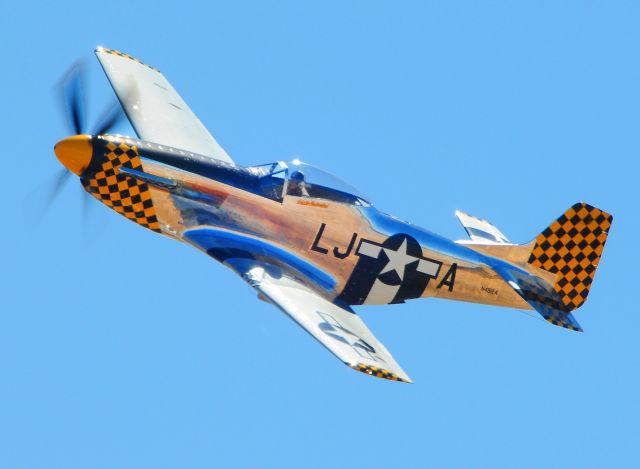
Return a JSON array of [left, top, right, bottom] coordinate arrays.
[[379, 239, 418, 281]]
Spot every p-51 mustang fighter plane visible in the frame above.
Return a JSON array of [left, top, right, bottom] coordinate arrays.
[[53, 47, 612, 383]]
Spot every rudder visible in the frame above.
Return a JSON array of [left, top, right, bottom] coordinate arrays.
[[527, 202, 612, 311]]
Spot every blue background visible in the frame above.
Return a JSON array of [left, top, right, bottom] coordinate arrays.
[[2, 1, 637, 467]]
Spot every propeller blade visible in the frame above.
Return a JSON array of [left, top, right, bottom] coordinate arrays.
[[57, 60, 87, 135], [26, 168, 71, 223], [92, 98, 127, 136], [46, 168, 72, 208]]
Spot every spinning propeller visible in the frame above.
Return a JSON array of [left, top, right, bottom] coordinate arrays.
[[50, 60, 127, 200]]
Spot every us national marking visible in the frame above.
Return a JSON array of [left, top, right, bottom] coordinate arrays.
[[317, 312, 381, 362], [357, 238, 441, 281]]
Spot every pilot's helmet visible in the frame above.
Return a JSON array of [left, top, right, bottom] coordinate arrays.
[[291, 170, 305, 182]]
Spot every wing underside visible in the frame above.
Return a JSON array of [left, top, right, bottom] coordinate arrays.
[[246, 266, 412, 383], [95, 47, 233, 164], [184, 227, 412, 383]]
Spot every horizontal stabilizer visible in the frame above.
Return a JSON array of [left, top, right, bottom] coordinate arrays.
[[494, 265, 583, 332], [455, 210, 510, 244]]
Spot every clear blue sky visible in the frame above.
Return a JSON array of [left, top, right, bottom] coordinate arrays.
[[2, 1, 637, 468]]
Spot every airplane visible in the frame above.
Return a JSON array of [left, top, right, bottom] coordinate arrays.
[[52, 47, 613, 383]]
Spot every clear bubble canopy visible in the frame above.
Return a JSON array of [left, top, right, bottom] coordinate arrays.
[[247, 159, 371, 206]]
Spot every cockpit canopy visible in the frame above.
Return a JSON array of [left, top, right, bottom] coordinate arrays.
[[247, 159, 371, 206]]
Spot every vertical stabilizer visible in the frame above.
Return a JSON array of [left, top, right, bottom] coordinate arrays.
[[527, 203, 612, 311], [489, 202, 612, 332]]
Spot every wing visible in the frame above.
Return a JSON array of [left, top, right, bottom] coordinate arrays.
[[247, 266, 412, 383], [95, 47, 233, 164], [184, 227, 412, 383]]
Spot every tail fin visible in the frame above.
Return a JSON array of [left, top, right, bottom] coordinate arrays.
[[490, 202, 612, 332], [527, 202, 612, 311]]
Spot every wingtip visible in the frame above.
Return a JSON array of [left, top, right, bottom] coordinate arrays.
[[349, 363, 413, 383], [93, 46, 159, 72]]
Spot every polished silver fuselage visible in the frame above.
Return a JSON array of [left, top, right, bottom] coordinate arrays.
[[91, 135, 534, 311]]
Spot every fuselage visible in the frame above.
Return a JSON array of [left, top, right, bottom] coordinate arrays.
[[83, 134, 531, 311]]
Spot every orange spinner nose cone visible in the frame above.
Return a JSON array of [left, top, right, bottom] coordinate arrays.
[[54, 134, 93, 176]]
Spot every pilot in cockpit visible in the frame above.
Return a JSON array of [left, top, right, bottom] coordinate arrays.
[[288, 170, 310, 197]]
